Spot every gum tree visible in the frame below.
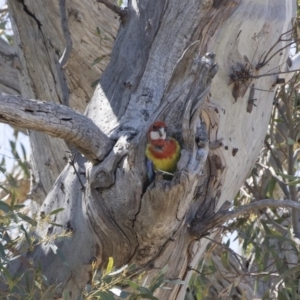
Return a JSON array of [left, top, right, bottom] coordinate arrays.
[[0, 0, 297, 299]]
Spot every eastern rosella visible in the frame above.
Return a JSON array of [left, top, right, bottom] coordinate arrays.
[[145, 121, 181, 179]]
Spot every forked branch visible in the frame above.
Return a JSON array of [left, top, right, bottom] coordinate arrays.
[[191, 199, 300, 237], [256, 28, 296, 70], [0, 93, 113, 162]]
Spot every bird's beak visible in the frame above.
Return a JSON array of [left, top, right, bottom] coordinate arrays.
[[158, 127, 165, 137], [158, 127, 166, 140]]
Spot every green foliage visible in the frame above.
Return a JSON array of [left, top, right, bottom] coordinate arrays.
[[0, 151, 179, 299], [0, 2, 13, 44], [80, 259, 182, 300], [2, 1, 300, 299], [0, 186, 71, 299], [0, 130, 30, 206], [188, 53, 300, 299], [0, 202, 136, 300], [0, 133, 73, 298]]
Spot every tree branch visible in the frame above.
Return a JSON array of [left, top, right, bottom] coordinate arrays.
[[0, 93, 113, 162], [281, 81, 300, 238], [191, 199, 300, 237]]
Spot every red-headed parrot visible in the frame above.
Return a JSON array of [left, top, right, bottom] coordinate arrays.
[[145, 121, 181, 180]]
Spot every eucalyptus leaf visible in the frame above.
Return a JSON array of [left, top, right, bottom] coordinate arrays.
[[49, 208, 64, 216], [17, 212, 37, 226], [0, 200, 11, 213], [106, 257, 114, 274]]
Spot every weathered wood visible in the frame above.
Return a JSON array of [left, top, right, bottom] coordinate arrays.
[[0, 94, 113, 162], [7, 0, 118, 200], [178, 0, 296, 298], [1, 0, 296, 299]]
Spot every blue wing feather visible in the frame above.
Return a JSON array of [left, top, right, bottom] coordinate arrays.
[[146, 159, 155, 182]]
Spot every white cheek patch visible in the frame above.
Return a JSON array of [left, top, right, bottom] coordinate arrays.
[[150, 131, 161, 140], [150, 128, 166, 140]]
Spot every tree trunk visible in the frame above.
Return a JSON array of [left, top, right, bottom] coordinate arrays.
[[7, 0, 118, 202], [1, 0, 296, 299]]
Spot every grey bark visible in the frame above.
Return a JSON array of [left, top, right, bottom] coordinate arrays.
[[0, 37, 19, 94], [0, 0, 296, 299], [7, 0, 118, 202], [0, 94, 113, 162]]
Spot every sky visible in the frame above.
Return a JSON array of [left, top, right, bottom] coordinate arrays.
[[0, 0, 30, 180]]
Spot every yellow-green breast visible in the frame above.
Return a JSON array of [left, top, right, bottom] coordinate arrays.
[[145, 138, 181, 173]]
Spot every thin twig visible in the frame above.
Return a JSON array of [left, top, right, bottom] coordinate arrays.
[[245, 68, 300, 80], [241, 82, 273, 93], [281, 77, 300, 238], [257, 29, 295, 69], [188, 263, 280, 278], [244, 180, 258, 199], [258, 56, 295, 78], [257, 162, 290, 199], [263, 209, 287, 235], [191, 199, 300, 237], [264, 141, 283, 173], [204, 236, 248, 273], [96, 0, 126, 18], [257, 41, 296, 70], [276, 100, 290, 128]]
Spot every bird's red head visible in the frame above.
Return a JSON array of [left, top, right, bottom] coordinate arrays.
[[148, 121, 167, 146]]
